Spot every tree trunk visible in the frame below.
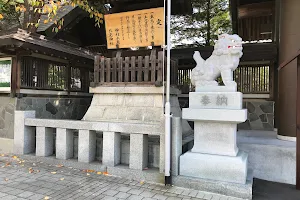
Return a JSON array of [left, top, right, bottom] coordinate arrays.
[[23, 0, 30, 30], [206, 0, 211, 46], [29, 11, 41, 33]]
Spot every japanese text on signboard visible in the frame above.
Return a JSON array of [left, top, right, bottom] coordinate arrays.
[[104, 7, 165, 49]]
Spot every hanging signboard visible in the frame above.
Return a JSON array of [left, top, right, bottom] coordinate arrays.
[[104, 7, 165, 49], [0, 58, 11, 93]]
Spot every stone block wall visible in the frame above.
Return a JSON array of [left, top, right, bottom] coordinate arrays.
[[238, 100, 274, 131], [83, 93, 164, 123], [83, 87, 192, 139], [16, 97, 92, 120], [0, 96, 15, 139]]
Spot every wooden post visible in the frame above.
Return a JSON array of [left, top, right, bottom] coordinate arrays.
[[112, 57, 117, 82], [106, 58, 111, 83], [67, 62, 71, 93], [274, 0, 281, 129], [144, 56, 150, 82], [125, 57, 130, 82], [157, 51, 163, 84], [131, 56, 136, 82], [151, 49, 157, 83], [94, 55, 100, 85], [10, 56, 17, 98], [118, 57, 123, 82], [100, 57, 105, 83], [16, 55, 22, 95], [297, 56, 300, 190], [137, 56, 143, 82], [229, 0, 238, 34]]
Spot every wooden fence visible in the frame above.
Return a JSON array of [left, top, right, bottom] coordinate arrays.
[[234, 64, 271, 94], [93, 51, 178, 86], [20, 56, 91, 92], [177, 63, 272, 95]]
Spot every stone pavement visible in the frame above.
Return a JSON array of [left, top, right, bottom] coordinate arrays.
[[0, 154, 241, 200]]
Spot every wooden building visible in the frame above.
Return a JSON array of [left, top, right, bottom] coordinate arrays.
[[229, 0, 300, 141], [0, 28, 94, 153]]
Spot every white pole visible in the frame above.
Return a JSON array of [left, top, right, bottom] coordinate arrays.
[[164, 0, 172, 181]]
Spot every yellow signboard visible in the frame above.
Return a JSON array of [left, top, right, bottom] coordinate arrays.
[[104, 7, 165, 49]]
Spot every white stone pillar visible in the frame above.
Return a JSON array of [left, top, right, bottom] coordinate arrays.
[[171, 117, 182, 176], [78, 130, 96, 163], [130, 134, 148, 170], [102, 131, 121, 166], [159, 134, 165, 173], [14, 111, 36, 155], [56, 128, 73, 160], [36, 127, 54, 157]]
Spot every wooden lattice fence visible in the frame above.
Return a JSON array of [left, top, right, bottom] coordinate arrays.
[[92, 51, 178, 86], [177, 63, 273, 95]]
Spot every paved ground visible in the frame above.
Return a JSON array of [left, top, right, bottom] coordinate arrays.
[[2, 154, 299, 200], [252, 179, 300, 200], [0, 154, 235, 200]]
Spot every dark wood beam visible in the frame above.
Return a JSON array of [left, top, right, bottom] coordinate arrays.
[[21, 43, 93, 66], [238, 1, 275, 18], [274, 0, 280, 45], [112, 1, 161, 13], [297, 55, 300, 190], [273, 0, 281, 129], [0, 48, 16, 56], [172, 43, 277, 63], [230, 0, 239, 34], [0, 39, 23, 48]]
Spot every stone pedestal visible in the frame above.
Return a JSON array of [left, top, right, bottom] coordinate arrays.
[[83, 86, 193, 173], [180, 88, 249, 184]]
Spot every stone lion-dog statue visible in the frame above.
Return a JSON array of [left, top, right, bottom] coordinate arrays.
[[191, 34, 243, 89]]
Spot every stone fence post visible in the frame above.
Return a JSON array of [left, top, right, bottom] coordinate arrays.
[[14, 111, 36, 155]]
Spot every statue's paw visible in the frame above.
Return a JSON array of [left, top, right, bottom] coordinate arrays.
[[223, 81, 237, 87]]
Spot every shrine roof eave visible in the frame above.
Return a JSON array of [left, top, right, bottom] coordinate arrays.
[[0, 29, 94, 66], [100, 0, 193, 15]]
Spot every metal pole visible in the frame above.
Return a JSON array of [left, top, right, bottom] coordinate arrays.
[[164, 0, 172, 185]]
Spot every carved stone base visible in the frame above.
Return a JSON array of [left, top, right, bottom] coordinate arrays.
[[180, 150, 248, 184], [192, 121, 239, 156], [181, 90, 248, 186]]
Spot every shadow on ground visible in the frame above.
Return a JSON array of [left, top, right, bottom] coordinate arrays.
[[253, 178, 300, 200]]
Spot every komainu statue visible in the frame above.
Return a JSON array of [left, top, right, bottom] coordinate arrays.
[[191, 34, 243, 88]]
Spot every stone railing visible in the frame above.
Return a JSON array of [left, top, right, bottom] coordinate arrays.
[[14, 110, 165, 172]]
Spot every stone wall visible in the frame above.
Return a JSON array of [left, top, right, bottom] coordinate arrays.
[[83, 93, 164, 123], [179, 97, 274, 131], [16, 97, 92, 120], [238, 100, 274, 131], [0, 96, 15, 139]]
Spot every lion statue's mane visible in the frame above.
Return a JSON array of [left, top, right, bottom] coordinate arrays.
[[191, 34, 243, 89]]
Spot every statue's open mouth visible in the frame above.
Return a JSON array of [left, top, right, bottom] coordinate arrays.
[[228, 45, 242, 48]]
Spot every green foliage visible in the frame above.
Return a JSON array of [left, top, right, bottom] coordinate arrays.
[[47, 65, 66, 90], [0, 60, 11, 64], [0, 0, 21, 30], [0, 82, 10, 87], [171, 0, 232, 47], [0, 0, 104, 32]]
